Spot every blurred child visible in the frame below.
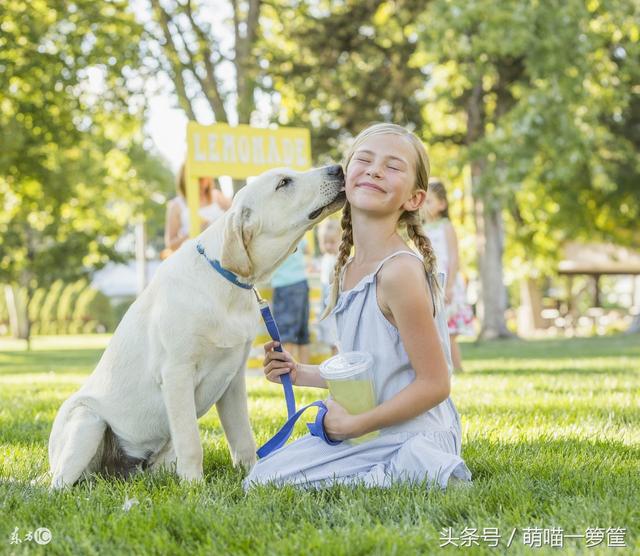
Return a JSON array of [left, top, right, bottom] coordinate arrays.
[[270, 239, 311, 364], [422, 179, 474, 372], [316, 219, 341, 354], [164, 165, 231, 256]]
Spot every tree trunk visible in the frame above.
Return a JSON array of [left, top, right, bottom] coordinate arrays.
[[4, 284, 29, 342], [473, 194, 512, 339], [466, 79, 512, 339], [518, 278, 545, 335]]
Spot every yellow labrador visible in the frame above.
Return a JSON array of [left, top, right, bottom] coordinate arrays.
[[48, 165, 345, 488]]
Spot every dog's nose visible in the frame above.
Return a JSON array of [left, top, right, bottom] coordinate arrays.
[[326, 164, 344, 178]]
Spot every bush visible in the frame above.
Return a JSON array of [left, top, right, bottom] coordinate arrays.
[[112, 297, 135, 326], [73, 288, 115, 332], [82, 320, 100, 334], [56, 280, 87, 334], [27, 288, 46, 324], [15, 279, 116, 335], [0, 287, 9, 335], [39, 280, 64, 334]]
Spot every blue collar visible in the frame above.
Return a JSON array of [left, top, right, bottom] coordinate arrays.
[[196, 242, 254, 290]]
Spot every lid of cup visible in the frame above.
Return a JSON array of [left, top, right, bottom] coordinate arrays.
[[318, 351, 373, 380]]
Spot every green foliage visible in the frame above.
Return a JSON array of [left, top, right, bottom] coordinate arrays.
[[112, 297, 135, 327], [27, 287, 46, 324], [73, 287, 114, 333], [56, 279, 87, 334], [3, 279, 116, 336], [419, 0, 640, 276], [0, 0, 174, 341], [262, 0, 639, 281], [38, 280, 64, 335], [0, 289, 8, 333], [260, 0, 428, 161]]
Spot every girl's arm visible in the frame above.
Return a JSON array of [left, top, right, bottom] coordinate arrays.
[[262, 341, 328, 389], [324, 257, 450, 440], [164, 200, 188, 251], [444, 220, 460, 295]]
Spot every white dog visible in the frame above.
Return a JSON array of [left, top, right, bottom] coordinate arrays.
[[48, 165, 345, 488]]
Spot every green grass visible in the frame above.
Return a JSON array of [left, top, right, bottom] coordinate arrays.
[[1, 334, 638, 555]]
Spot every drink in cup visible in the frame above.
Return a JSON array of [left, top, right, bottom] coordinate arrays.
[[319, 351, 379, 444]]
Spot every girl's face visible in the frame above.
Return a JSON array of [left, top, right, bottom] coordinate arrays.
[[346, 133, 423, 216], [320, 233, 340, 255], [424, 190, 447, 219], [199, 177, 213, 193]]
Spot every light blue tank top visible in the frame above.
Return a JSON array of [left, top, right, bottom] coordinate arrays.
[[329, 250, 459, 436]]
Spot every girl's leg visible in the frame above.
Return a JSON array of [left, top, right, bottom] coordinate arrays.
[[450, 334, 463, 372]]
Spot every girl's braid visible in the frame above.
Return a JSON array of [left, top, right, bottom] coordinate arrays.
[[320, 203, 353, 319], [405, 210, 442, 309]]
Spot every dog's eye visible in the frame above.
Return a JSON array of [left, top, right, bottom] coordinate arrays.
[[276, 177, 292, 190]]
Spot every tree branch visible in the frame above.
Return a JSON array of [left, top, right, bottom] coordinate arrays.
[[149, 0, 197, 120], [184, 0, 228, 122]]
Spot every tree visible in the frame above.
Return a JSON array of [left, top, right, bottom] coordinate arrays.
[[419, 0, 640, 338], [0, 0, 173, 345], [143, 0, 263, 192], [259, 0, 428, 161], [260, 0, 638, 338]]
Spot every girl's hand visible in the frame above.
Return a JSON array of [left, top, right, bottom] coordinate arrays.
[[323, 398, 363, 441], [263, 341, 298, 385]]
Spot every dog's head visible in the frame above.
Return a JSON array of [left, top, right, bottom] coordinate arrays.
[[220, 165, 345, 282]]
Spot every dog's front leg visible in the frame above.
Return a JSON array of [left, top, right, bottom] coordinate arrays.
[[216, 367, 257, 472], [160, 363, 203, 482]]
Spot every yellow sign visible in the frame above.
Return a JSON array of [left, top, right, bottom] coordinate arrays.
[[187, 122, 311, 178], [185, 122, 312, 236]]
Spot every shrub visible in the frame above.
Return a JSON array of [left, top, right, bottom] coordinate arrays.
[[56, 280, 87, 334], [73, 288, 115, 332]]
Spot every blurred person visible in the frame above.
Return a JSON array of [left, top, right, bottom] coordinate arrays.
[[316, 218, 341, 354], [163, 164, 231, 256], [421, 178, 473, 372], [271, 238, 312, 364]]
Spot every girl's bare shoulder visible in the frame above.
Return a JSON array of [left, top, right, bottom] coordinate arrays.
[[377, 253, 426, 291]]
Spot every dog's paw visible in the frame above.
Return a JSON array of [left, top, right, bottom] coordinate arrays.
[[50, 476, 70, 491], [232, 450, 257, 473], [177, 465, 204, 483]]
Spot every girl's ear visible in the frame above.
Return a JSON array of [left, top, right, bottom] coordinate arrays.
[[403, 189, 426, 212]]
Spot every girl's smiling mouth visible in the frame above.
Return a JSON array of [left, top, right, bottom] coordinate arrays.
[[356, 182, 386, 193]]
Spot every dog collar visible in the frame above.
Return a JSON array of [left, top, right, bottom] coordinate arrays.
[[196, 242, 254, 290]]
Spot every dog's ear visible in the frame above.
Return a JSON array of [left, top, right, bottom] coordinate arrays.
[[220, 207, 254, 277]]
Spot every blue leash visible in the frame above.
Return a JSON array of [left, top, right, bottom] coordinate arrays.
[[256, 299, 341, 458], [195, 241, 340, 458]]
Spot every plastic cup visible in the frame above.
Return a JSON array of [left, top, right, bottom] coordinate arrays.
[[319, 351, 379, 444]]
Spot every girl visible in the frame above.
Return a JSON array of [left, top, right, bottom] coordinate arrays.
[[422, 179, 474, 372], [316, 218, 341, 355], [164, 164, 231, 255], [244, 123, 471, 490]]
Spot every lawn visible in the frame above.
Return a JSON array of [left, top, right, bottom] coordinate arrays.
[[1, 334, 638, 555]]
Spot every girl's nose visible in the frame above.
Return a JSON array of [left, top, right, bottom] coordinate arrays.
[[366, 163, 383, 178]]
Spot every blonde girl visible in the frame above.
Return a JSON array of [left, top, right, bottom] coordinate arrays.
[[244, 123, 471, 490]]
